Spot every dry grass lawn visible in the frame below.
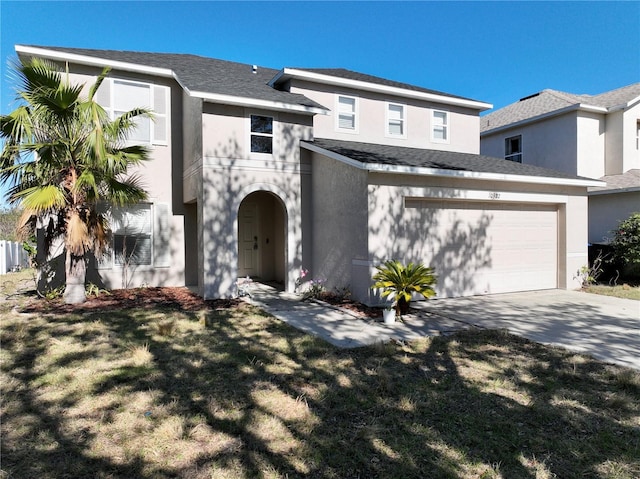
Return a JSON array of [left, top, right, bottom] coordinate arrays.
[[1, 271, 639, 478]]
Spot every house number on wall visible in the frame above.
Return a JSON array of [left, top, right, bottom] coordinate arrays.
[[488, 192, 501, 200]]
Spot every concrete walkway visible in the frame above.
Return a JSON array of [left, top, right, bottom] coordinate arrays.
[[246, 283, 640, 370]]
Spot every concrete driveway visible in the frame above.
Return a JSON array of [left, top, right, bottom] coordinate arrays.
[[412, 289, 640, 370]]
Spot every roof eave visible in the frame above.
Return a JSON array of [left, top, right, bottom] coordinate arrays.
[[273, 68, 493, 112], [191, 91, 328, 115], [588, 186, 640, 196], [300, 141, 603, 188], [16, 44, 182, 84], [607, 94, 640, 113], [481, 103, 608, 136]]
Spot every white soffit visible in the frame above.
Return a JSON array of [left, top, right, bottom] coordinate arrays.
[[271, 68, 493, 112], [300, 141, 604, 188]]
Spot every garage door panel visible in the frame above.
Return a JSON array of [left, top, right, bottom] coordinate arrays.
[[406, 200, 557, 297]]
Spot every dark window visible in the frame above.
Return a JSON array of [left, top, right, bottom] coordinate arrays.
[[114, 235, 152, 266], [250, 115, 273, 153], [113, 205, 152, 266], [505, 135, 522, 163]]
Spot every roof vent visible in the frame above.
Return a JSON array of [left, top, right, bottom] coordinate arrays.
[[252, 65, 257, 74], [519, 92, 541, 102]]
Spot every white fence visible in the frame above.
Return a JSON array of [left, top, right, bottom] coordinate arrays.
[[0, 241, 29, 275]]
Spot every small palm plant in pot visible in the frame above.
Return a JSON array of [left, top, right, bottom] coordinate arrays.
[[372, 260, 437, 318]]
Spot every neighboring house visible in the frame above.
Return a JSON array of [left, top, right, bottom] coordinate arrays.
[[14, 45, 601, 304], [480, 84, 640, 246]]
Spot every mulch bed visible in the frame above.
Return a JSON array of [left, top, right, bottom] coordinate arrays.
[[20, 287, 243, 315], [20, 286, 383, 318], [315, 292, 383, 319]]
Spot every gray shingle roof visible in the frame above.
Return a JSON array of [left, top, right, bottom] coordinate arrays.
[[286, 68, 477, 102], [481, 83, 640, 133], [22, 46, 325, 110], [309, 138, 588, 180], [589, 169, 640, 194]]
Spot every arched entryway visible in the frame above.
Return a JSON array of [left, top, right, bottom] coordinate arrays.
[[237, 191, 287, 285]]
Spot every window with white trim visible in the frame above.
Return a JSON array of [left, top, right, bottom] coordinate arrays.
[[99, 203, 171, 268], [96, 79, 169, 145], [250, 115, 274, 154], [505, 135, 523, 163], [336, 95, 358, 132], [386, 103, 406, 137], [431, 110, 449, 143]]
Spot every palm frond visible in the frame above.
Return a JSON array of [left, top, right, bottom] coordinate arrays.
[[88, 67, 112, 101], [13, 185, 67, 213]]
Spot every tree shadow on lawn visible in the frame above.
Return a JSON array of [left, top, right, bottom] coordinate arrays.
[[2, 303, 639, 478]]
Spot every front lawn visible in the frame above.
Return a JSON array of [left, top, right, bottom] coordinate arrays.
[[582, 283, 640, 301], [1, 271, 639, 478]]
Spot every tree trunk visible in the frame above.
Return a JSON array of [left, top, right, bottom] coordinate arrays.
[[63, 250, 87, 304], [398, 297, 410, 315]]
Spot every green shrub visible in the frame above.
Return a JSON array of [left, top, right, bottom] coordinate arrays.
[[372, 260, 437, 316], [609, 212, 640, 279]]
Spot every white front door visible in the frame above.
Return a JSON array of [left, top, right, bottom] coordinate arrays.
[[238, 201, 259, 277]]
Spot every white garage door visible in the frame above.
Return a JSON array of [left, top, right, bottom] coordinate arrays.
[[405, 200, 558, 297]]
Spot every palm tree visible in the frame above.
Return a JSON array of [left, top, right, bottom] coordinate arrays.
[[0, 57, 151, 303]]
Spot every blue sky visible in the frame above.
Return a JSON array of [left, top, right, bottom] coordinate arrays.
[[0, 1, 639, 205]]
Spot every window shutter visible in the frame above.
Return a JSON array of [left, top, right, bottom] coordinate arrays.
[[153, 203, 171, 267], [152, 85, 168, 144], [96, 79, 111, 109]]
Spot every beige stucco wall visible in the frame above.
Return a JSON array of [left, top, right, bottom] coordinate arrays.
[[589, 191, 640, 244], [309, 151, 369, 299], [605, 109, 624, 175], [481, 112, 580, 175], [622, 102, 640, 173], [576, 112, 606, 179], [196, 105, 313, 298], [290, 80, 481, 153]]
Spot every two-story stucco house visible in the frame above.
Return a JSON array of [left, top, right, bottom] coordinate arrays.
[[15, 45, 601, 304], [480, 84, 640, 246]]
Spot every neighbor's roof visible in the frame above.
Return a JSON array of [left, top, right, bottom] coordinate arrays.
[[303, 138, 602, 187], [481, 83, 640, 134], [588, 169, 640, 195], [16, 45, 327, 113]]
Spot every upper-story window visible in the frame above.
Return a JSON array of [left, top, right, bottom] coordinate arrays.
[[336, 95, 358, 132], [250, 115, 274, 154], [431, 110, 449, 143], [97, 79, 169, 145], [505, 135, 523, 163], [386, 103, 406, 138]]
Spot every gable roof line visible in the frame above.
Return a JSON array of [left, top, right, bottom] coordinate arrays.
[[270, 68, 493, 112], [15, 45, 325, 116], [481, 102, 608, 136], [300, 141, 602, 187], [16, 44, 181, 82]]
